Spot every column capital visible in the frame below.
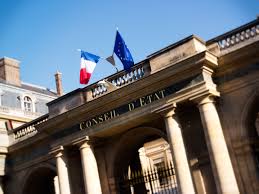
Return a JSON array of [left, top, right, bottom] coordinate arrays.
[[138, 147, 146, 156], [191, 95, 216, 107], [71, 136, 91, 150], [153, 102, 177, 118], [49, 146, 64, 158], [0, 147, 8, 154]]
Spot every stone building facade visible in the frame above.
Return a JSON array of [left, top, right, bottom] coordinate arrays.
[[0, 57, 58, 193], [3, 18, 259, 194]]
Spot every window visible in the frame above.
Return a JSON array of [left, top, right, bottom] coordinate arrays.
[[24, 96, 32, 112], [154, 160, 168, 186]]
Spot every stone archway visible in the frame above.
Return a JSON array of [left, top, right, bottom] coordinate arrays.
[[238, 89, 259, 193], [22, 165, 57, 194], [112, 127, 167, 176], [109, 127, 177, 194], [240, 89, 259, 139]]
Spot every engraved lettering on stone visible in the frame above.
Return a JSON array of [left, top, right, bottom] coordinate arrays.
[[80, 89, 166, 129]]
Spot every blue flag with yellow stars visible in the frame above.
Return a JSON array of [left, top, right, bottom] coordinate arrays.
[[113, 30, 134, 72]]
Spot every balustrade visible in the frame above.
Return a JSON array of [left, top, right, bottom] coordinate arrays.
[[12, 114, 48, 140], [91, 62, 148, 98], [218, 23, 259, 50], [0, 105, 42, 117]]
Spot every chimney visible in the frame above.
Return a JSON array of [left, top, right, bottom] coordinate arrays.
[[0, 57, 21, 86], [55, 71, 63, 96]]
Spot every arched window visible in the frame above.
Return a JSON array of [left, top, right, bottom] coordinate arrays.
[[24, 96, 32, 112]]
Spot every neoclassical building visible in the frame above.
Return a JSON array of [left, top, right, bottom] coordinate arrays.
[[3, 18, 259, 194], [0, 57, 58, 127], [0, 57, 59, 194]]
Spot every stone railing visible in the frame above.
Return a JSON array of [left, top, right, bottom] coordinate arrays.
[[11, 114, 49, 141], [46, 60, 150, 119], [0, 105, 42, 118], [90, 61, 150, 98], [217, 21, 259, 50]]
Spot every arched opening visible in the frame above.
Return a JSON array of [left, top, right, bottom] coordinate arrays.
[[22, 167, 56, 194], [112, 127, 178, 194], [243, 96, 259, 139], [243, 94, 259, 173]]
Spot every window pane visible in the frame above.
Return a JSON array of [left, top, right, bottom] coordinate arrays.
[[24, 96, 32, 112]]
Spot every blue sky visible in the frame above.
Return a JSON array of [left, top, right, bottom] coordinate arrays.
[[0, 0, 258, 93]]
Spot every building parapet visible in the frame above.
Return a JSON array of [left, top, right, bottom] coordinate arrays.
[[9, 114, 48, 142], [0, 105, 42, 120], [47, 60, 150, 118], [148, 35, 206, 73], [207, 18, 259, 51], [89, 60, 149, 98]]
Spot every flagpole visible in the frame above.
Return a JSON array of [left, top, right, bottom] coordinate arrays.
[[114, 27, 119, 52], [114, 27, 119, 72], [56, 64, 60, 73], [114, 60, 119, 72], [108, 28, 119, 72]]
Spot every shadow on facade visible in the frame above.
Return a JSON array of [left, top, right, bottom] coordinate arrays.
[[22, 167, 56, 194]]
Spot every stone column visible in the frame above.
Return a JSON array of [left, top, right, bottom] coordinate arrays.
[[52, 146, 71, 194], [163, 104, 196, 194], [0, 177, 4, 194], [78, 139, 102, 194], [197, 96, 240, 194], [138, 148, 149, 171], [54, 176, 60, 194]]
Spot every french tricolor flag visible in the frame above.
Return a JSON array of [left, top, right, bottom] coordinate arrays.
[[80, 50, 100, 84]]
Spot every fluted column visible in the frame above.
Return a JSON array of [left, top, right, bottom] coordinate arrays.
[[51, 146, 71, 194], [197, 96, 239, 194], [78, 139, 102, 194], [162, 104, 196, 194]]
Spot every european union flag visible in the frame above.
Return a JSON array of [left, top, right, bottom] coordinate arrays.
[[114, 30, 134, 72]]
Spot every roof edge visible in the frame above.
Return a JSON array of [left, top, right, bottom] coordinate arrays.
[[206, 17, 259, 44], [147, 35, 205, 59]]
